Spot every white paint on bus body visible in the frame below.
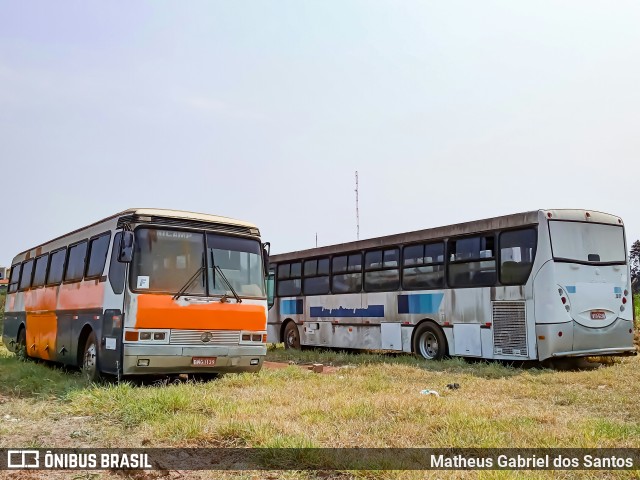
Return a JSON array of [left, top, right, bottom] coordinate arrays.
[[268, 209, 635, 361]]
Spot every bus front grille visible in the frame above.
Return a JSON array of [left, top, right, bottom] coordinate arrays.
[[169, 330, 241, 345], [492, 301, 528, 357]]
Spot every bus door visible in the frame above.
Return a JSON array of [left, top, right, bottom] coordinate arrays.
[[99, 231, 129, 375]]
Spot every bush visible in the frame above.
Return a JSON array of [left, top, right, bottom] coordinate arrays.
[[0, 290, 5, 338]]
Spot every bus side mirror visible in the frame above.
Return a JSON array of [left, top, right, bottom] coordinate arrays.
[[262, 242, 271, 271], [119, 231, 135, 263], [262, 242, 271, 266], [266, 270, 275, 309]]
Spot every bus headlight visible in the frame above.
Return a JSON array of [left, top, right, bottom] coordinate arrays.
[[240, 332, 267, 344], [124, 329, 170, 344]]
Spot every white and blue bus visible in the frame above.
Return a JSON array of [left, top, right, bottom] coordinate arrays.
[[266, 209, 635, 361]]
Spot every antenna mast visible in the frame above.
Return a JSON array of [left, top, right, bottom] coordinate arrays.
[[355, 171, 359, 240]]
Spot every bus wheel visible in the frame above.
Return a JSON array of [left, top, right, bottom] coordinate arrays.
[[81, 332, 100, 382], [16, 327, 28, 360], [283, 322, 300, 350], [191, 373, 221, 382], [413, 323, 446, 361]]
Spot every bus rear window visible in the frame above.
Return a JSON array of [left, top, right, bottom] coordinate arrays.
[[549, 221, 625, 264]]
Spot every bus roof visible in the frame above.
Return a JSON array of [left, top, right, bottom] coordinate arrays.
[[13, 208, 259, 260], [270, 208, 624, 263], [121, 208, 258, 229]]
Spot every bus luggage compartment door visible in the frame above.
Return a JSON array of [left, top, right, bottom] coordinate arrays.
[[453, 324, 482, 357], [380, 322, 402, 350]]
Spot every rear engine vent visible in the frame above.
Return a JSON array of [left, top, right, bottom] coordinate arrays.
[[492, 301, 528, 357]]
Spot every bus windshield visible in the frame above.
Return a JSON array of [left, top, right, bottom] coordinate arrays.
[[207, 233, 265, 298], [131, 228, 265, 297], [549, 221, 626, 264]]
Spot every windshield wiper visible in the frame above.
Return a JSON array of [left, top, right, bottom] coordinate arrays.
[[214, 265, 242, 303], [172, 266, 205, 300]]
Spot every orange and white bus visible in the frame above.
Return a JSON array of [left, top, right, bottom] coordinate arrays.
[[2, 209, 271, 380]]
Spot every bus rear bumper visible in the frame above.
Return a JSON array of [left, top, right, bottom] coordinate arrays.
[[551, 347, 637, 358], [536, 318, 636, 360], [122, 344, 267, 375]]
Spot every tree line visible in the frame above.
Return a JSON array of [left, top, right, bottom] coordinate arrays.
[[631, 240, 640, 293]]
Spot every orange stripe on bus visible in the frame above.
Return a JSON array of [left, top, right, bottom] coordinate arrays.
[[25, 287, 58, 312], [135, 294, 266, 330], [26, 312, 57, 361], [58, 282, 104, 310]]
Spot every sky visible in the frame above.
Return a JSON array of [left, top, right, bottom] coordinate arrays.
[[1, 0, 640, 266]]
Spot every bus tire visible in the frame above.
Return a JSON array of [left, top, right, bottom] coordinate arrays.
[[191, 373, 221, 382], [16, 327, 28, 360], [283, 321, 301, 350], [81, 331, 100, 382], [413, 323, 446, 361]]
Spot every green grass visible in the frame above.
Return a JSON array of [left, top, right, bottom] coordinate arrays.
[[1, 343, 640, 478], [0, 292, 637, 477], [0, 289, 5, 336]]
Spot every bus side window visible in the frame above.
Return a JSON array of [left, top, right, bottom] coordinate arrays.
[[65, 240, 88, 283], [86, 232, 112, 279], [32, 254, 49, 288], [364, 249, 399, 292], [8, 263, 21, 293], [499, 229, 537, 285], [46, 248, 67, 286], [277, 262, 301, 297], [402, 242, 445, 290], [448, 235, 497, 287], [303, 257, 330, 296], [18, 259, 35, 291], [332, 253, 362, 294]]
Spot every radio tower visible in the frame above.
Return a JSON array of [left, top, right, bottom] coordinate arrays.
[[355, 171, 360, 240]]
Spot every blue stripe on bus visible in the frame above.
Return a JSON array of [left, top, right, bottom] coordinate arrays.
[[397, 293, 444, 314], [566, 286, 576, 294], [614, 287, 622, 294], [309, 305, 385, 318], [281, 299, 303, 315]]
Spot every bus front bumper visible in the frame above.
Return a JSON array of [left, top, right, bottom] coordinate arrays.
[[122, 344, 267, 375]]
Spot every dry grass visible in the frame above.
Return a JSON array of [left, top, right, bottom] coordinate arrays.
[[0, 339, 640, 479]]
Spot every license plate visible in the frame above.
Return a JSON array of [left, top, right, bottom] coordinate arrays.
[[192, 357, 217, 366], [590, 311, 607, 320]]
